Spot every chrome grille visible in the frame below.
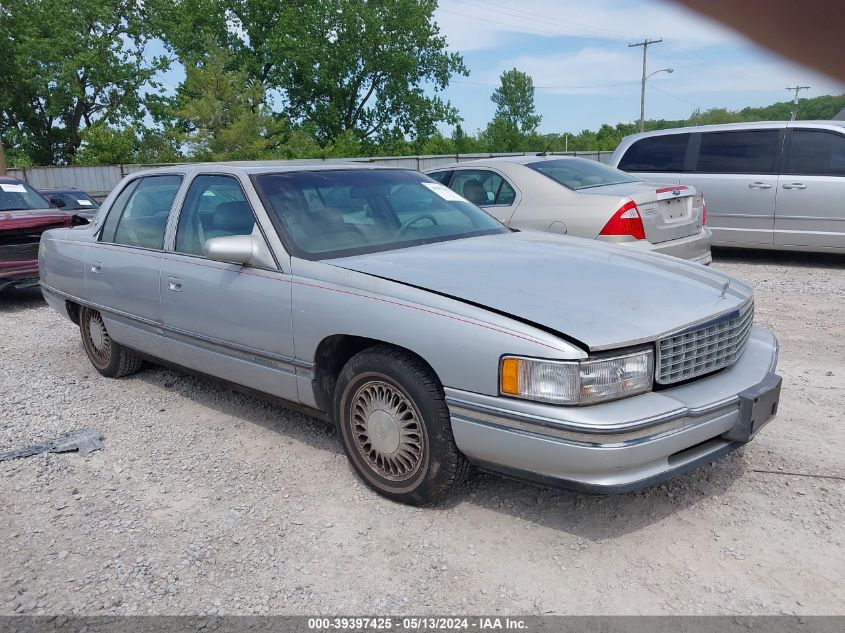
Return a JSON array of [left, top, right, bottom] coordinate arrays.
[[656, 301, 754, 385]]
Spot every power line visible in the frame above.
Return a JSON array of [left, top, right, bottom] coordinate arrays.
[[660, 40, 766, 89], [437, 8, 578, 39], [451, 0, 638, 40], [452, 78, 642, 91], [786, 85, 811, 120], [649, 84, 701, 110]]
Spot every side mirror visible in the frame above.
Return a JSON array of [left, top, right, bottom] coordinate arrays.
[[50, 197, 66, 208], [204, 234, 275, 269]]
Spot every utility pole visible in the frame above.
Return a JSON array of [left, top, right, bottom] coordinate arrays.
[[629, 38, 663, 133], [786, 85, 810, 120], [0, 135, 6, 176]]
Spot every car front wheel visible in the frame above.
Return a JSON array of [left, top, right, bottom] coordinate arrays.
[[79, 306, 144, 378], [334, 346, 470, 506]]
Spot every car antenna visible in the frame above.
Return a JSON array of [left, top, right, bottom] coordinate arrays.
[[537, 142, 553, 156]]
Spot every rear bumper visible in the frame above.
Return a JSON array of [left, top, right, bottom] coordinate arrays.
[[604, 227, 712, 265], [647, 227, 712, 265], [446, 326, 779, 493]]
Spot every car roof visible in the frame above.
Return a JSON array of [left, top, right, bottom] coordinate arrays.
[[0, 176, 27, 184], [618, 119, 845, 141], [426, 155, 597, 171], [126, 160, 405, 179]]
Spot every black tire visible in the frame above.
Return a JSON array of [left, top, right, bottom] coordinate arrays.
[[334, 345, 470, 506], [79, 306, 144, 378]]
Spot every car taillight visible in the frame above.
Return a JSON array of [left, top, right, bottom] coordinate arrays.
[[599, 200, 645, 240], [702, 197, 707, 226]]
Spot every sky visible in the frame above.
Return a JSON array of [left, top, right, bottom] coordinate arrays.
[[432, 0, 845, 135]]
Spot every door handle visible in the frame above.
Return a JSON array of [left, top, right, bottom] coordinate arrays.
[[90, 261, 102, 274], [748, 182, 772, 189], [782, 182, 807, 190], [167, 276, 183, 292]]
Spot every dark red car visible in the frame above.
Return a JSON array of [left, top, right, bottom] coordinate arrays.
[[1, 176, 74, 293]]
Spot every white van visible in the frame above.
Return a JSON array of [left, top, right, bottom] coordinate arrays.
[[610, 121, 845, 252]]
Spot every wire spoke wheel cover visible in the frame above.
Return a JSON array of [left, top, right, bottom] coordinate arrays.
[[350, 380, 426, 481], [82, 310, 111, 368]]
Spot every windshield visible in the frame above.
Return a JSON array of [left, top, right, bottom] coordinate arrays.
[[47, 191, 99, 210], [0, 180, 50, 211], [527, 158, 640, 190], [252, 169, 508, 259]]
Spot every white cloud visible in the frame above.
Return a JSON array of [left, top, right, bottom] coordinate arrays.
[[435, 0, 845, 133], [482, 48, 643, 93], [435, 0, 741, 52], [479, 47, 844, 99]]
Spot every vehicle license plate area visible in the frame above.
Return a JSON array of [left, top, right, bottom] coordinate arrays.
[[724, 374, 782, 442], [661, 197, 689, 221]]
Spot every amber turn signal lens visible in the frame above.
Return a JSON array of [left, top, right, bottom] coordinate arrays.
[[500, 357, 520, 395]]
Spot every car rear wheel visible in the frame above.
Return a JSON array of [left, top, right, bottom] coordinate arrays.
[[79, 306, 144, 378], [334, 346, 470, 506]]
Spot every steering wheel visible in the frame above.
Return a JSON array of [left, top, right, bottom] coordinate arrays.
[[396, 213, 438, 236]]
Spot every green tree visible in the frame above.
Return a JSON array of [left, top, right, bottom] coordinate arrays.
[[74, 124, 184, 165], [0, 0, 166, 164], [451, 124, 483, 154], [74, 124, 139, 165], [280, 0, 467, 146], [481, 116, 523, 152], [174, 44, 284, 161], [688, 107, 744, 125], [416, 131, 455, 156], [490, 68, 541, 135], [152, 0, 467, 147]]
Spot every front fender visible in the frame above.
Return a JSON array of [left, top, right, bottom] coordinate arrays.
[[291, 259, 586, 408]]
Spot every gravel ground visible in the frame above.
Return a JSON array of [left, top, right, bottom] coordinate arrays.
[[1, 249, 843, 616]]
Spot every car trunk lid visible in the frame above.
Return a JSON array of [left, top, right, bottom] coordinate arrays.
[[582, 182, 704, 244]]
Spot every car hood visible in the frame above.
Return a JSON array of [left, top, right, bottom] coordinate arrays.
[[329, 232, 752, 351], [1, 208, 72, 231]]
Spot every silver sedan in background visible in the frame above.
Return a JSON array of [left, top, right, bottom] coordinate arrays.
[[427, 156, 712, 264]]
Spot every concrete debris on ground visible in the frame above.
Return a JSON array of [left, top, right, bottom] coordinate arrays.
[[0, 428, 104, 462]]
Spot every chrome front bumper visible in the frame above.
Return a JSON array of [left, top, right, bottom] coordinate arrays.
[[446, 326, 779, 493]]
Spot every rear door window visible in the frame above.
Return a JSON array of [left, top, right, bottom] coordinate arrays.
[[695, 130, 780, 174], [102, 175, 182, 250], [784, 129, 845, 176], [449, 169, 516, 206], [618, 134, 689, 172]]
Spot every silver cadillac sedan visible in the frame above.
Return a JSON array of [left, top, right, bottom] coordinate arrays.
[[38, 162, 781, 506], [426, 156, 712, 264]]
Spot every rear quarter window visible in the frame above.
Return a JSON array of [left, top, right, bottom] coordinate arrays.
[[618, 133, 689, 172], [427, 171, 453, 185], [784, 129, 845, 176]]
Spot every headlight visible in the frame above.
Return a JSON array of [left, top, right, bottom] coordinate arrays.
[[500, 350, 654, 405]]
